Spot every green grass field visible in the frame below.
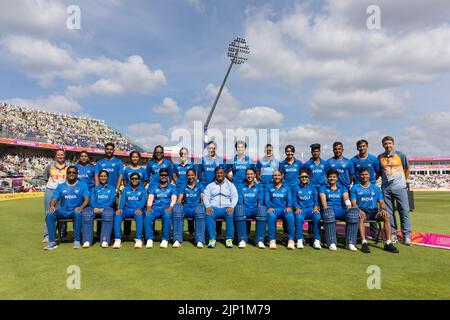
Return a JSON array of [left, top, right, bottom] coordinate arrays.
[[1, 192, 450, 300]]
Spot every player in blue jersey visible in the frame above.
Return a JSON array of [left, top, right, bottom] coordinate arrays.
[[146, 145, 173, 188], [279, 145, 303, 188], [256, 144, 279, 187], [235, 168, 265, 249], [351, 168, 399, 254], [144, 168, 177, 249], [81, 170, 116, 248], [326, 142, 355, 189], [95, 142, 124, 191], [227, 140, 255, 188], [44, 166, 90, 250], [292, 169, 321, 250], [265, 170, 295, 250], [76, 151, 95, 191], [173, 147, 196, 194], [173, 168, 205, 248], [112, 172, 147, 249], [319, 169, 359, 251], [351, 140, 381, 185], [123, 151, 148, 186], [303, 143, 328, 191]]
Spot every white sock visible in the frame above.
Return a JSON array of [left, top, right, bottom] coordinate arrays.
[[386, 239, 392, 245], [362, 239, 368, 244]]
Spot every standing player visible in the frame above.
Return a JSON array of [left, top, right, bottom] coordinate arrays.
[[292, 170, 321, 250], [351, 140, 381, 185], [319, 169, 359, 251], [76, 151, 95, 191], [350, 168, 399, 253], [146, 145, 173, 189], [44, 166, 89, 250], [144, 169, 177, 249], [173, 147, 196, 195], [303, 144, 328, 192], [256, 144, 279, 188], [378, 136, 412, 245], [279, 145, 303, 188], [227, 140, 255, 188], [123, 151, 148, 187], [326, 142, 355, 189], [112, 172, 147, 249], [265, 170, 295, 250]]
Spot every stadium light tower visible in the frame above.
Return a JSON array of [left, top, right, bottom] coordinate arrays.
[[204, 37, 250, 146]]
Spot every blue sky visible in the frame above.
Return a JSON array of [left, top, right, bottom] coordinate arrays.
[[1, 0, 450, 158]]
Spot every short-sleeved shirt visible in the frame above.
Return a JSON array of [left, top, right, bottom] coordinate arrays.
[[229, 155, 255, 187], [378, 150, 409, 189], [351, 154, 381, 185], [279, 158, 303, 187], [146, 159, 173, 187], [123, 166, 148, 185], [90, 184, 116, 208], [173, 162, 196, 188], [53, 181, 89, 212], [303, 158, 328, 188], [95, 157, 124, 188], [350, 183, 384, 211], [77, 163, 95, 191], [148, 184, 177, 207], [256, 157, 279, 186], [45, 161, 70, 190], [292, 183, 319, 209], [326, 157, 355, 189], [319, 184, 348, 216], [198, 155, 225, 186], [181, 183, 204, 206], [238, 183, 264, 209]]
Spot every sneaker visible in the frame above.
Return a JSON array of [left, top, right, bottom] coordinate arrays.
[[361, 242, 371, 253], [329, 243, 337, 251], [160, 240, 168, 248], [287, 240, 295, 250], [384, 242, 400, 253], [269, 240, 277, 249], [73, 241, 81, 249], [238, 240, 246, 249], [101, 241, 109, 248], [208, 240, 216, 248], [391, 234, 398, 243], [134, 239, 143, 249], [313, 239, 322, 250], [347, 244, 358, 252], [145, 239, 153, 248], [403, 237, 412, 246], [257, 241, 266, 249], [196, 242, 204, 249], [172, 241, 182, 248], [44, 241, 58, 251], [41, 236, 49, 243], [296, 239, 304, 249], [113, 239, 122, 249], [225, 239, 233, 248], [82, 241, 90, 248]]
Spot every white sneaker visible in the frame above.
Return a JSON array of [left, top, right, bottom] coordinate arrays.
[[134, 239, 143, 249], [112, 239, 122, 249], [82, 241, 90, 248], [160, 240, 168, 248], [196, 242, 203, 249], [146, 240, 153, 248], [296, 239, 304, 249], [257, 241, 266, 249], [391, 234, 398, 243], [403, 237, 412, 246], [348, 244, 358, 252], [329, 243, 337, 251], [101, 241, 109, 248], [269, 240, 277, 249], [238, 240, 247, 249], [287, 240, 295, 250], [172, 241, 181, 248], [313, 239, 322, 250]]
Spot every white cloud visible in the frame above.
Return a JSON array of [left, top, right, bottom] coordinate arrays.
[[126, 123, 171, 150], [5, 95, 83, 114], [238, 106, 284, 128], [153, 97, 181, 114]]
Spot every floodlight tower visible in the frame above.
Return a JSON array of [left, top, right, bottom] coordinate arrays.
[[204, 37, 250, 146]]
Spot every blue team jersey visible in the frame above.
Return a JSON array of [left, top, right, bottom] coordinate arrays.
[[351, 154, 381, 184], [238, 183, 264, 208], [229, 155, 255, 187], [53, 181, 89, 212], [76, 163, 95, 191], [198, 155, 225, 186], [256, 157, 279, 186], [123, 166, 148, 185], [146, 159, 173, 187], [279, 158, 303, 187], [265, 183, 293, 208], [292, 183, 319, 209], [303, 158, 328, 188], [95, 157, 124, 188], [319, 184, 348, 215], [173, 162, 196, 188], [326, 157, 355, 189], [149, 184, 177, 207], [181, 183, 204, 205], [119, 185, 147, 210], [350, 183, 384, 211], [90, 184, 116, 208]]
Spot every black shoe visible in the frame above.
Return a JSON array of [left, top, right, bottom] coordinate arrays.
[[384, 243, 399, 253], [361, 242, 371, 253]]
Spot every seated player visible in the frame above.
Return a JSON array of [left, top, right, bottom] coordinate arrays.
[[173, 168, 205, 249], [292, 169, 321, 250], [234, 168, 266, 249], [81, 170, 116, 248], [44, 166, 89, 250], [144, 168, 177, 249], [265, 170, 295, 250], [350, 167, 399, 254], [113, 172, 147, 249], [319, 169, 360, 252], [204, 167, 238, 248]]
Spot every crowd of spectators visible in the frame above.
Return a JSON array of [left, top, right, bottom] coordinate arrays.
[[408, 174, 450, 190], [0, 102, 141, 152]]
